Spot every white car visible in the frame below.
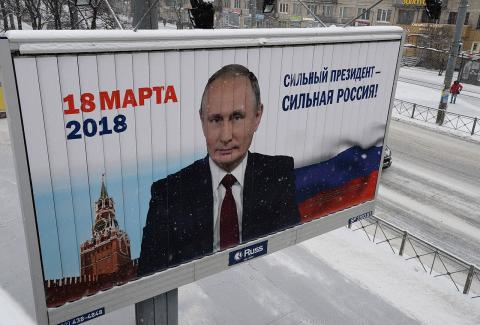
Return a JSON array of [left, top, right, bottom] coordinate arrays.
[[382, 145, 392, 169]]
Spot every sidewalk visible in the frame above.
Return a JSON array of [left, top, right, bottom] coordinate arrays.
[[391, 100, 480, 144], [400, 66, 480, 95], [397, 67, 480, 118]]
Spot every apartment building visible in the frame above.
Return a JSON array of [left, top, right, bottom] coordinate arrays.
[[274, 0, 480, 51], [219, 0, 283, 28], [279, 0, 429, 27], [216, 0, 480, 52], [441, 0, 480, 53], [442, 0, 480, 28], [398, 0, 480, 53], [220, 0, 416, 28]]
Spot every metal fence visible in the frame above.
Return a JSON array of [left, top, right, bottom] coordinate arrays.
[[393, 99, 479, 136], [349, 216, 479, 298]]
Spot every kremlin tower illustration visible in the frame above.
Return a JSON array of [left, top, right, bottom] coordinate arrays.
[[80, 178, 131, 277], [44, 177, 138, 308]]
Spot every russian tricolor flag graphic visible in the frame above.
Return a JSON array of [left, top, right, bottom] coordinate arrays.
[[295, 146, 382, 222]]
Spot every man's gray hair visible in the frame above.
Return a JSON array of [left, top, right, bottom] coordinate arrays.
[[200, 64, 261, 113]]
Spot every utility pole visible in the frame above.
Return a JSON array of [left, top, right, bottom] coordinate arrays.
[[436, 0, 468, 125], [249, 0, 256, 27]]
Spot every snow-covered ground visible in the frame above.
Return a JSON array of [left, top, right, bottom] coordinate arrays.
[[93, 229, 480, 325], [399, 66, 480, 95], [0, 287, 36, 325], [177, 227, 480, 325]]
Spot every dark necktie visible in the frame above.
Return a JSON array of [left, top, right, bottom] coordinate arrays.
[[220, 174, 239, 250]]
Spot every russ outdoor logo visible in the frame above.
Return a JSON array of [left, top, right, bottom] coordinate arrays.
[[234, 251, 243, 261], [229, 241, 268, 266]]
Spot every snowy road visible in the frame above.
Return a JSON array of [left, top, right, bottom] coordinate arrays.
[[377, 119, 480, 266]]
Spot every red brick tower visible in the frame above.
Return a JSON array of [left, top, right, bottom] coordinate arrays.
[[80, 176, 131, 277]]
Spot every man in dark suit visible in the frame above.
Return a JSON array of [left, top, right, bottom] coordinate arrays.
[[138, 64, 300, 276]]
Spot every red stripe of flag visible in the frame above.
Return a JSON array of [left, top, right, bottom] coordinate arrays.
[[299, 171, 378, 223]]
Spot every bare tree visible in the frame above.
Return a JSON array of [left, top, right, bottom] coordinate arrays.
[[5, 0, 15, 28], [14, 0, 22, 29], [405, 23, 453, 70], [24, 0, 43, 29], [1, 0, 128, 30], [42, 0, 66, 29], [73, 0, 124, 29], [67, 0, 79, 29], [1, 0, 9, 30], [0, 0, 24, 30]]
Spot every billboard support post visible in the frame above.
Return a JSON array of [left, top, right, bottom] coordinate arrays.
[[135, 289, 178, 325]]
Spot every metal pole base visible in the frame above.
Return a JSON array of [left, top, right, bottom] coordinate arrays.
[[135, 289, 178, 325]]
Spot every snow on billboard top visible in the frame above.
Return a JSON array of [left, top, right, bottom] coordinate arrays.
[[5, 26, 402, 54], [1, 27, 403, 324]]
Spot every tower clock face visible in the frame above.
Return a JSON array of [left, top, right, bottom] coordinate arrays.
[[94, 219, 107, 232]]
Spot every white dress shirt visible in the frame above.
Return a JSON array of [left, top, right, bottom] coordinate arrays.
[[209, 153, 248, 252]]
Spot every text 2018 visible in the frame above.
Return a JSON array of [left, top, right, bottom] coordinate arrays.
[[66, 115, 127, 140]]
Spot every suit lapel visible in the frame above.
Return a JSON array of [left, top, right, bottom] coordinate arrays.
[[194, 156, 214, 250]]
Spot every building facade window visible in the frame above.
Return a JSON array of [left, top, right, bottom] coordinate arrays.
[[376, 9, 392, 22], [357, 8, 370, 20], [293, 3, 302, 15], [397, 9, 414, 24], [448, 12, 457, 24], [307, 4, 317, 15], [472, 42, 480, 53], [279, 3, 288, 14], [223, 0, 229, 8], [340, 7, 353, 18], [421, 11, 434, 23], [477, 15, 480, 29], [234, 0, 240, 8], [322, 5, 332, 17]]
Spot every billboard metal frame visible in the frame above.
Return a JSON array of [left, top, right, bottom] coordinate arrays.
[[0, 27, 404, 325]]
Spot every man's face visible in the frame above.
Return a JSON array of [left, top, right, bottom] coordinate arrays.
[[201, 75, 263, 172]]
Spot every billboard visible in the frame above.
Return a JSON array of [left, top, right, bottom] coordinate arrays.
[[1, 27, 403, 324]]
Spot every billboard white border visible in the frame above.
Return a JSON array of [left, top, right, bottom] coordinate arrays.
[[0, 38, 50, 325], [0, 27, 404, 325]]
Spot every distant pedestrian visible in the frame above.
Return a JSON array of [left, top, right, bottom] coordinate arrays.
[[449, 80, 463, 104], [438, 57, 446, 76]]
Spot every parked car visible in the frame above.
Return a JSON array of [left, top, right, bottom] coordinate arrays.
[[382, 145, 392, 169]]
